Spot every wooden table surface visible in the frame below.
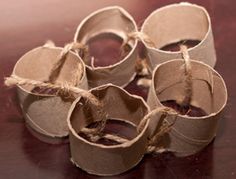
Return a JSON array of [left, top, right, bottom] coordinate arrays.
[[1, 0, 235, 178]]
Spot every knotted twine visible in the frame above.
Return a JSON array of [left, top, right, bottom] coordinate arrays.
[[4, 42, 107, 137], [121, 31, 156, 64], [146, 43, 227, 156], [69, 105, 178, 154], [120, 31, 155, 87], [66, 84, 180, 176], [122, 31, 157, 49], [78, 33, 180, 152], [137, 106, 178, 153]]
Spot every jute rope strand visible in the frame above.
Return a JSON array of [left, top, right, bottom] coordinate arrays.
[[178, 45, 193, 107], [120, 31, 156, 64], [48, 42, 87, 84], [78, 107, 178, 148], [80, 127, 129, 143], [71, 62, 84, 86], [44, 41, 108, 136], [4, 75, 108, 136], [137, 107, 176, 133], [136, 107, 178, 153], [120, 32, 154, 87], [4, 75, 100, 106], [77, 107, 177, 146], [138, 106, 210, 153], [123, 31, 156, 48], [135, 57, 151, 76], [136, 57, 152, 88], [70, 107, 179, 149], [6, 40, 106, 139]]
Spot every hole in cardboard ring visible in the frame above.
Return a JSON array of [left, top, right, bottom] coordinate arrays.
[[85, 33, 132, 67], [14, 47, 85, 97], [69, 85, 150, 147], [142, 4, 210, 51], [160, 40, 201, 52], [161, 100, 207, 117], [153, 60, 227, 116], [78, 118, 138, 146]]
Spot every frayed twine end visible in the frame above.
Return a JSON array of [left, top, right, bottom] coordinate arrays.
[[4, 76, 19, 87]]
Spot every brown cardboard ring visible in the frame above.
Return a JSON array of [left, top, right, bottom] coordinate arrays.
[[12, 46, 88, 143], [67, 84, 150, 176], [141, 2, 216, 68], [74, 6, 138, 88], [147, 59, 227, 156]]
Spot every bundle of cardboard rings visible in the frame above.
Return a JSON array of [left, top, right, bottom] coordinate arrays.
[[5, 2, 228, 176]]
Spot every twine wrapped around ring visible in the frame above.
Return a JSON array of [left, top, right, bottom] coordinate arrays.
[[147, 52, 227, 157], [122, 31, 156, 49], [177, 45, 193, 107], [4, 74, 107, 136], [4, 41, 106, 141], [3, 3, 228, 176], [48, 42, 88, 84], [141, 3, 217, 68], [73, 6, 139, 88], [67, 84, 181, 175]]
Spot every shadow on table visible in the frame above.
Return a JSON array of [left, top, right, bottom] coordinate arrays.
[[115, 142, 214, 179]]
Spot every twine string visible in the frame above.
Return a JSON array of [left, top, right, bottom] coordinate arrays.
[[123, 31, 156, 48], [136, 107, 177, 153], [48, 42, 87, 84], [4, 74, 107, 136], [45, 41, 108, 135], [5, 41, 105, 139], [120, 31, 154, 86], [120, 31, 155, 70], [178, 45, 193, 107]]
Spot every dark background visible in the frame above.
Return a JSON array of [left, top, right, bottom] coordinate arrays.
[[0, 0, 235, 178]]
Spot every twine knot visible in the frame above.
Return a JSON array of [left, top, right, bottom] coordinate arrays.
[[136, 107, 177, 153], [122, 31, 156, 48]]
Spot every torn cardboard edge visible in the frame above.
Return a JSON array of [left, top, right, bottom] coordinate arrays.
[[73, 6, 138, 88]]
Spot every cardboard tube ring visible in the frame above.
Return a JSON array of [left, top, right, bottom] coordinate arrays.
[[141, 2, 216, 68], [74, 6, 138, 88], [67, 84, 150, 176], [147, 59, 227, 156], [13, 46, 88, 143]]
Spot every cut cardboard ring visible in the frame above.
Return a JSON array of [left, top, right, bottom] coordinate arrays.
[[67, 84, 150, 176], [13, 46, 88, 143], [147, 59, 227, 156], [74, 6, 138, 88], [141, 2, 216, 68]]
